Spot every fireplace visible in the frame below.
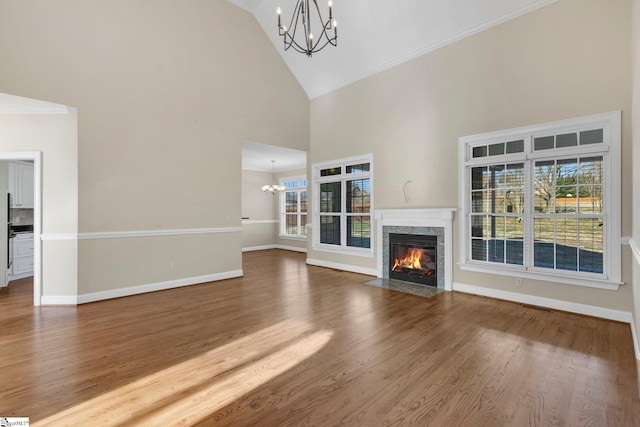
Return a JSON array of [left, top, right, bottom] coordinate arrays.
[[376, 209, 455, 291], [389, 233, 437, 287]]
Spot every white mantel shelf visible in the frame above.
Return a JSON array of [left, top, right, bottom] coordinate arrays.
[[375, 208, 456, 291]]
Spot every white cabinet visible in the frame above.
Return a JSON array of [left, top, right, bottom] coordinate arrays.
[[11, 232, 34, 279], [9, 162, 34, 208]]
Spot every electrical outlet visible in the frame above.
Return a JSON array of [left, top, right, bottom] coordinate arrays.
[[515, 278, 523, 287], [170, 262, 176, 270]]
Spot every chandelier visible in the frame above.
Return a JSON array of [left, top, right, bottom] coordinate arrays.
[[277, 0, 337, 57], [261, 160, 285, 193]]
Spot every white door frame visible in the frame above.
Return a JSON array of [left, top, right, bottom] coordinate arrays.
[[2, 151, 42, 306]]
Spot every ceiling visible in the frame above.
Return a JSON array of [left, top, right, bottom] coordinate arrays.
[[242, 141, 307, 172], [236, 0, 557, 170], [228, 0, 557, 99]]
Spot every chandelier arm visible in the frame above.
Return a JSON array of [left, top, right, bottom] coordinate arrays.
[[277, 0, 336, 57]]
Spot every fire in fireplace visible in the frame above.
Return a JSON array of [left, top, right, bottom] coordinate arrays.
[[389, 233, 437, 287]]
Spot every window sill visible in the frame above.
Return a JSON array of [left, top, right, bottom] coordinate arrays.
[[458, 262, 621, 290], [312, 244, 374, 258], [278, 235, 307, 241]]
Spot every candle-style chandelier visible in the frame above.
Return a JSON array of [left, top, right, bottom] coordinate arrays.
[[277, 0, 337, 57]]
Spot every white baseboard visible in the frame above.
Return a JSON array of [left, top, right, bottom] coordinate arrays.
[[306, 258, 378, 277], [453, 282, 633, 323], [243, 245, 276, 252], [70, 270, 243, 305], [242, 244, 307, 253], [40, 295, 77, 305]]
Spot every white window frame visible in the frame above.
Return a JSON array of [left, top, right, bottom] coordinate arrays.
[[279, 175, 307, 240], [458, 111, 621, 290], [312, 153, 374, 257]]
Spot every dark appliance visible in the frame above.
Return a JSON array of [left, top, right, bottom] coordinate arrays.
[[7, 193, 15, 269]]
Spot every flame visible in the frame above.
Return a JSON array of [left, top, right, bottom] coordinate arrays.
[[392, 248, 423, 271]]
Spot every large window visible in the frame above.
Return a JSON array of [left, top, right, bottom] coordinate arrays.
[[280, 176, 307, 238], [313, 155, 373, 254], [459, 112, 621, 289]]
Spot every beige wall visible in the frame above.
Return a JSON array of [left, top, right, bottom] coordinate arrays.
[[242, 169, 278, 249], [0, 112, 78, 297], [309, 0, 634, 311], [0, 1, 309, 299]]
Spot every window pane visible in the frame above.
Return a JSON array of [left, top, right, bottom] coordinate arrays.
[[321, 167, 341, 176], [347, 216, 370, 248], [555, 218, 578, 271], [472, 146, 487, 158], [505, 189, 524, 213], [556, 133, 577, 148], [284, 180, 298, 188], [471, 238, 487, 261], [488, 165, 505, 189], [471, 191, 492, 213], [320, 216, 340, 245], [534, 136, 554, 150], [285, 214, 298, 235], [580, 129, 603, 145], [534, 218, 555, 269], [470, 214, 488, 238], [300, 214, 307, 236], [320, 182, 341, 213], [505, 217, 523, 265], [285, 191, 297, 212], [578, 218, 603, 273], [534, 161, 555, 214], [347, 179, 370, 213], [578, 187, 602, 214], [506, 140, 524, 154], [346, 163, 370, 174], [300, 191, 308, 213], [489, 143, 505, 156], [471, 166, 486, 190]]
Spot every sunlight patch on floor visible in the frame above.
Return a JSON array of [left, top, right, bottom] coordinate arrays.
[[34, 320, 333, 426]]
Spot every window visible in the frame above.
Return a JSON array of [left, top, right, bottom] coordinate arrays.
[[313, 155, 373, 255], [279, 176, 307, 238], [459, 112, 621, 289]]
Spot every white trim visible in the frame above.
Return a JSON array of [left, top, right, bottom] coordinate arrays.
[[242, 220, 278, 225], [306, 257, 378, 277], [629, 238, 640, 267], [40, 233, 77, 241], [458, 111, 622, 289], [0, 92, 69, 114], [74, 270, 243, 305], [41, 227, 241, 241], [0, 151, 43, 306], [458, 263, 621, 290], [307, 0, 559, 98], [631, 316, 640, 361], [453, 282, 632, 323], [40, 295, 77, 305], [243, 244, 307, 253], [312, 153, 374, 255], [278, 235, 307, 242]]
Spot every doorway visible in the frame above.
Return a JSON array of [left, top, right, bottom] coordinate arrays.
[[0, 152, 41, 306]]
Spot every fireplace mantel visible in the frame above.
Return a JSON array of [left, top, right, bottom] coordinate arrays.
[[375, 209, 456, 291]]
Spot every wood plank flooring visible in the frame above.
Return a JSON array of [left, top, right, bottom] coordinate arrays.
[[1, 249, 639, 426]]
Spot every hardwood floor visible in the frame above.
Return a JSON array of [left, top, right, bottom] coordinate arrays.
[[1, 249, 639, 426]]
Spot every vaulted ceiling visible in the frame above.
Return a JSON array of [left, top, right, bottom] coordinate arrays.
[[227, 0, 557, 99]]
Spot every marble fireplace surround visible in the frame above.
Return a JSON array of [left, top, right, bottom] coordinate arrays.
[[375, 209, 456, 291]]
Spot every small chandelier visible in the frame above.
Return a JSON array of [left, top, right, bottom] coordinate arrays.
[[277, 0, 337, 57], [262, 160, 285, 193]]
